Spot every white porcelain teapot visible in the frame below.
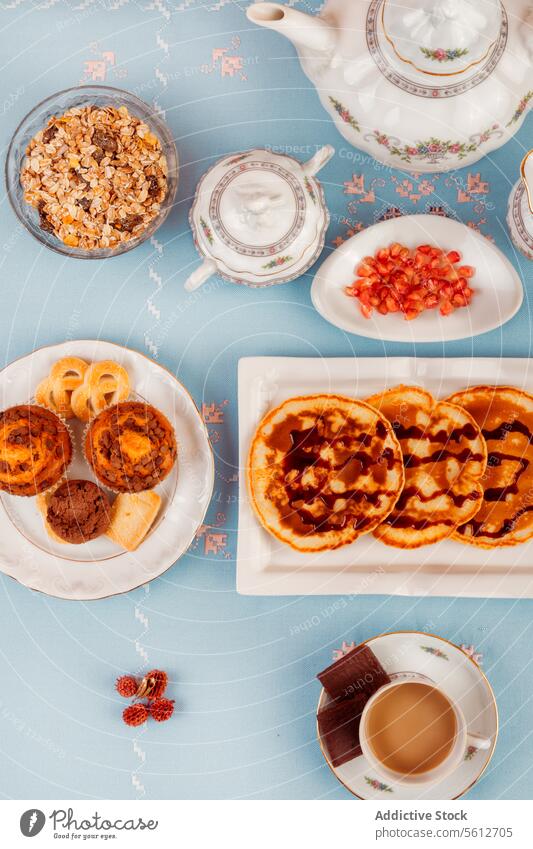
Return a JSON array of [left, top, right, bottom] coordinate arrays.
[[247, 0, 533, 173], [185, 145, 332, 290]]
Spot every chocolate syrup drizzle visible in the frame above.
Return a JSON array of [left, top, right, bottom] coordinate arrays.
[[280, 419, 398, 533], [385, 418, 483, 533], [458, 417, 533, 539]]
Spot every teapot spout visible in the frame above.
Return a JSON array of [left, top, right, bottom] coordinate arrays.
[[247, 3, 334, 54]]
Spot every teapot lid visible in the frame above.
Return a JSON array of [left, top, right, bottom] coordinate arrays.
[[189, 148, 330, 286], [382, 0, 503, 76]]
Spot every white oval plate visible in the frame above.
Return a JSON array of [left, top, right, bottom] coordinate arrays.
[[0, 340, 214, 600], [311, 215, 523, 343], [317, 632, 498, 800]]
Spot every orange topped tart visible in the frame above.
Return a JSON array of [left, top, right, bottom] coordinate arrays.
[[366, 386, 487, 548], [248, 394, 404, 552], [85, 401, 177, 493], [447, 386, 533, 547], [0, 404, 72, 496]]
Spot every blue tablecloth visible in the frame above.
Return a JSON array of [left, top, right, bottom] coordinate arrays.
[[0, 1, 531, 800]]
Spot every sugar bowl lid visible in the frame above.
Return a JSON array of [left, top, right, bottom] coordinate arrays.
[[185, 146, 333, 290], [382, 0, 503, 76]]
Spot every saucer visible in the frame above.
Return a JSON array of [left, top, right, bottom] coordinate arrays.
[[0, 340, 214, 600], [311, 214, 523, 343], [317, 631, 498, 800]]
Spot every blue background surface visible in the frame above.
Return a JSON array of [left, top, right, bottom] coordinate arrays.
[[0, 0, 531, 800]]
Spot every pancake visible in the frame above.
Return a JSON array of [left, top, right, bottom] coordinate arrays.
[[447, 386, 533, 547], [248, 394, 404, 552], [366, 386, 487, 548]]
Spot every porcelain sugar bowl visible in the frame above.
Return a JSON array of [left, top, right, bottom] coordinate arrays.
[[184, 145, 333, 291], [507, 151, 533, 260], [247, 0, 533, 173]]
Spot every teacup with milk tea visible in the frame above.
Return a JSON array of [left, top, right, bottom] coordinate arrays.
[[359, 673, 491, 786]]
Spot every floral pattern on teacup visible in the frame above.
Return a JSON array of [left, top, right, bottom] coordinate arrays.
[[421, 645, 449, 660], [365, 776, 393, 793]]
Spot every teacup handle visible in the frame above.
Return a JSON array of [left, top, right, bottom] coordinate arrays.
[[520, 150, 533, 214], [302, 144, 335, 178], [466, 731, 492, 751], [184, 258, 217, 292]]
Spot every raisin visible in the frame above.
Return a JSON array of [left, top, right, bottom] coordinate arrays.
[[92, 149, 105, 164], [119, 214, 143, 232], [42, 125, 58, 144], [92, 128, 117, 153], [38, 201, 54, 234], [77, 197, 91, 212], [147, 176, 160, 197]]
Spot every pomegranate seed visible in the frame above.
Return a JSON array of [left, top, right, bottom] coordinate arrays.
[[345, 242, 475, 322], [457, 265, 474, 278]]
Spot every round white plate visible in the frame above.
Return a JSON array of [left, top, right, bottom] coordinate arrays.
[[0, 340, 214, 600], [317, 631, 498, 800], [311, 214, 523, 343]]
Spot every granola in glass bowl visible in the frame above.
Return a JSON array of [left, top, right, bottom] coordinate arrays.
[[6, 86, 178, 258]]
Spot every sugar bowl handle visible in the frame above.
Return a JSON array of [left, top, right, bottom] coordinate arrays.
[[302, 144, 335, 178], [184, 258, 217, 292]]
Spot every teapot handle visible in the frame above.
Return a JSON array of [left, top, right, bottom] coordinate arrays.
[[184, 258, 217, 292], [302, 144, 335, 178]]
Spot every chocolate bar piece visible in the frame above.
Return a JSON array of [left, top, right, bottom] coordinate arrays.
[[317, 643, 390, 702], [317, 693, 367, 767]]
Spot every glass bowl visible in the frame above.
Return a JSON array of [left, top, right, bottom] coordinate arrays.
[[5, 85, 178, 259]]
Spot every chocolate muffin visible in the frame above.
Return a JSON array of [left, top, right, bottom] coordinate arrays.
[[0, 404, 72, 496], [84, 401, 177, 493], [46, 479, 111, 544]]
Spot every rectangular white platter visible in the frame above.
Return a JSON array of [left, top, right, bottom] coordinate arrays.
[[237, 356, 533, 598]]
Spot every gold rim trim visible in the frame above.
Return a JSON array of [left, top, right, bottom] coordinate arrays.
[[520, 150, 533, 215], [0, 339, 215, 601], [316, 630, 499, 800], [381, 1, 497, 79]]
